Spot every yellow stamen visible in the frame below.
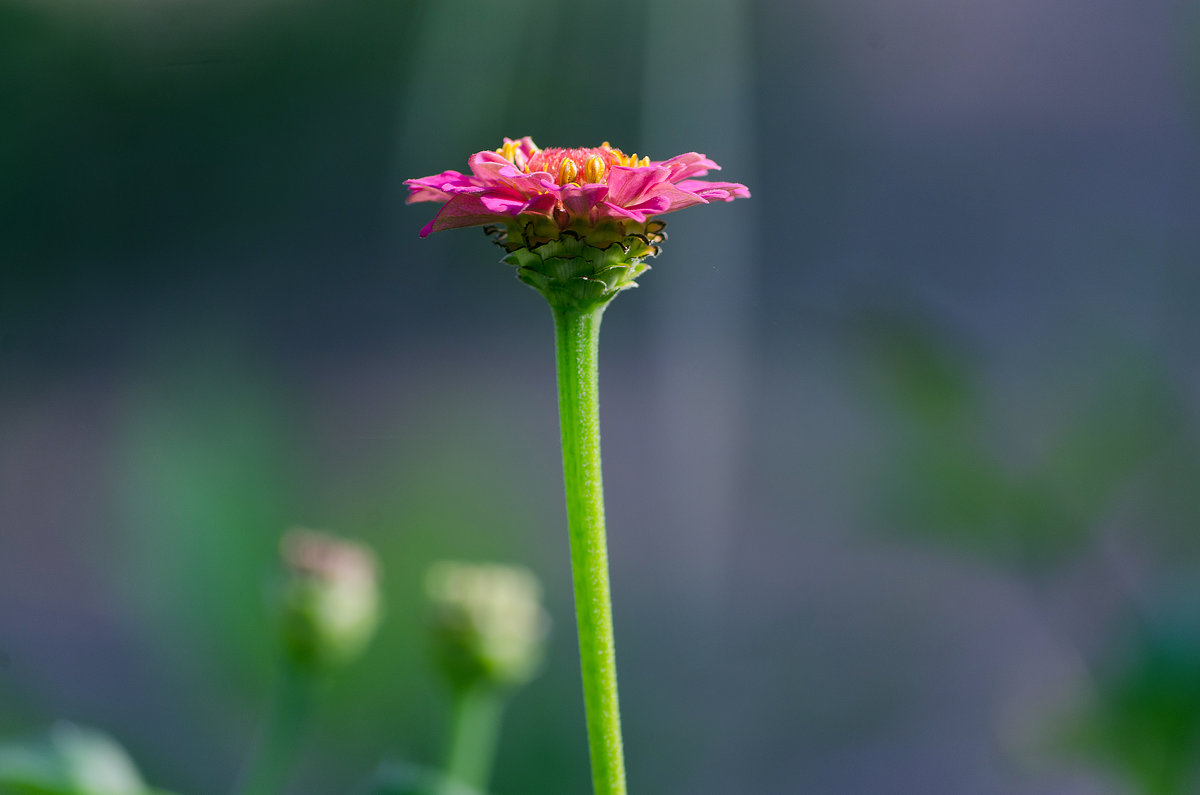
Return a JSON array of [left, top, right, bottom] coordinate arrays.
[[584, 155, 606, 183], [558, 158, 578, 185], [497, 140, 519, 163]]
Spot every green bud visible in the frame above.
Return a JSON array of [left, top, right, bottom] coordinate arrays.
[[425, 562, 549, 692], [276, 529, 381, 672]]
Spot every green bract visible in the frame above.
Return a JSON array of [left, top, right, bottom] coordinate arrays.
[[488, 220, 666, 311]]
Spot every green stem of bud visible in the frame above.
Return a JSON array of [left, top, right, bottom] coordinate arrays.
[[551, 304, 627, 795], [234, 662, 313, 795], [441, 684, 505, 794]]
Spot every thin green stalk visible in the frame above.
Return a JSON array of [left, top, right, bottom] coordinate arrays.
[[442, 685, 505, 794], [551, 304, 627, 795], [235, 663, 313, 795]]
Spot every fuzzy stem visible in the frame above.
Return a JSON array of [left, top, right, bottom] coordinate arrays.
[[235, 662, 312, 795], [551, 304, 627, 795], [442, 685, 505, 794]]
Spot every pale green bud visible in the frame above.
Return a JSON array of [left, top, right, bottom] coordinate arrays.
[[276, 529, 381, 672], [425, 561, 549, 692]]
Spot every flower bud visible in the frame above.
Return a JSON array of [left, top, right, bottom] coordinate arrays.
[[583, 155, 607, 184], [557, 158, 578, 185], [425, 561, 549, 692], [276, 529, 381, 672]]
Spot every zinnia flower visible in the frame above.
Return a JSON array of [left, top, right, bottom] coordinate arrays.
[[406, 137, 749, 309], [407, 137, 748, 239], [404, 141, 749, 791]]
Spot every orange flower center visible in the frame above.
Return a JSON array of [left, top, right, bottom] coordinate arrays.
[[496, 141, 651, 185]]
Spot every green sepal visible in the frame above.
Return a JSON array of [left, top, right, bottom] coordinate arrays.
[[497, 222, 666, 311]]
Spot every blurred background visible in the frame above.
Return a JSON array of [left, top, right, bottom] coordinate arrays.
[[3, 0, 1200, 792]]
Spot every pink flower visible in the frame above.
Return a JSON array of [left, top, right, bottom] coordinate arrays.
[[406, 137, 750, 239]]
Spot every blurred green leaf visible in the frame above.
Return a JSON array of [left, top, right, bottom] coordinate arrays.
[[0, 724, 177, 795], [864, 314, 1191, 569], [1038, 358, 1180, 523], [860, 313, 978, 430], [362, 762, 486, 795], [1065, 613, 1200, 795], [112, 347, 304, 695]]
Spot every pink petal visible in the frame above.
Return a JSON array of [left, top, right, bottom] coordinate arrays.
[[478, 193, 527, 214], [658, 152, 721, 182], [597, 201, 650, 223], [467, 153, 520, 183], [504, 136, 541, 169], [675, 179, 751, 201], [404, 170, 477, 203], [407, 185, 450, 204], [626, 195, 672, 215], [467, 152, 552, 198], [468, 150, 513, 174], [419, 193, 503, 237], [522, 193, 558, 216], [597, 195, 671, 223], [605, 165, 672, 207], [561, 183, 610, 219], [648, 182, 709, 213]]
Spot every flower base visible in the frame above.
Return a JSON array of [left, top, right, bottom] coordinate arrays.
[[495, 222, 666, 311]]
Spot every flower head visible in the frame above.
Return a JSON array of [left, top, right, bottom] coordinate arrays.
[[406, 137, 748, 241], [406, 137, 749, 309]]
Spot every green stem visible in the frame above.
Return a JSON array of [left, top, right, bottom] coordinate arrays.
[[442, 685, 505, 794], [551, 304, 628, 795], [235, 663, 313, 795]]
